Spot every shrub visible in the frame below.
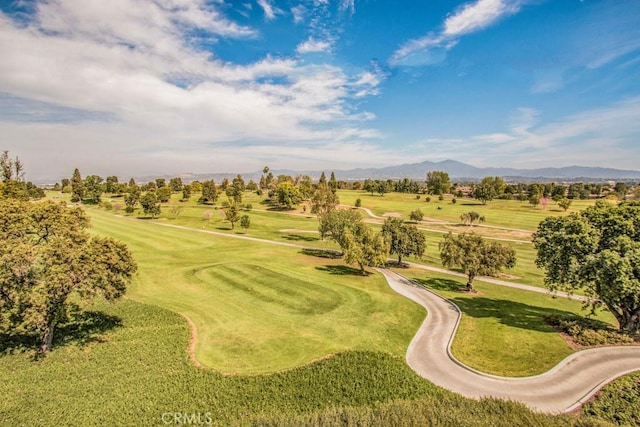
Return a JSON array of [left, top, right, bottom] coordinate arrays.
[[452, 198, 457, 204], [355, 198, 362, 208], [416, 195, 421, 200], [425, 197, 431, 203], [546, 315, 636, 347]]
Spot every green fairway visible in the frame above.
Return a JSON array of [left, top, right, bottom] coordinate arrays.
[[336, 190, 596, 231], [88, 209, 425, 374]]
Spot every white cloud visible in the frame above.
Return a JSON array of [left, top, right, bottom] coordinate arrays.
[[443, 0, 520, 37], [256, 0, 279, 21], [296, 37, 332, 54], [291, 4, 306, 24], [0, 2, 384, 180], [340, 0, 355, 15], [391, 0, 522, 66]]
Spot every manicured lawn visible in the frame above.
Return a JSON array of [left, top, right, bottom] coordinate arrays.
[[88, 209, 425, 374]]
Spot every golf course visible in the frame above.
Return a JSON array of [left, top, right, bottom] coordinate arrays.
[[2, 189, 639, 426]]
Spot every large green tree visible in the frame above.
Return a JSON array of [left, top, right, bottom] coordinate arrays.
[[318, 209, 362, 244], [341, 223, 390, 274], [439, 232, 516, 291], [533, 201, 640, 332], [381, 217, 426, 265], [426, 170, 451, 195], [0, 200, 136, 352], [276, 181, 302, 209], [199, 180, 218, 204]]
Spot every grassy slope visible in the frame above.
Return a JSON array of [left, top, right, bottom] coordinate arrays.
[[2, 299, 608, 426], [88, 209, 425, 374]]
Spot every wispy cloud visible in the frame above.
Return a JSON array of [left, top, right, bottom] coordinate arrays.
[[291, 4, 306, 24], [390, 0, 523, 66], [296, 37, 332, 54], [256, 0, 279, 21]]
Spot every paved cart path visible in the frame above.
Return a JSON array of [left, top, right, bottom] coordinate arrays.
[[378, 269, 640, 413]]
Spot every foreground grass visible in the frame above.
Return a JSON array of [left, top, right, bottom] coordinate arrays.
[[0, 299, 618, 426], [88, 209, 424, 374]]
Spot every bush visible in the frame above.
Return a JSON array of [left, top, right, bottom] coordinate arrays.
[[546, 315, 636, 347], [452, 198, 457, 204], [425, 197, 431, 203], [100, 201, 113, 210], [240, 215, 250, 229], [355, 198, 362, 208], [125, 206, 134, 214], [415, 195, 421, 200], [438, 195, 444, 201]]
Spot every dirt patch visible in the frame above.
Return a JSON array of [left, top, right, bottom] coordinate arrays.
[[181, 314, 202, 368], [382, 212, 402, 218]]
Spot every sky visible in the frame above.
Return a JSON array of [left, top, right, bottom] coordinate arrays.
[[1, 0, 639, 181]]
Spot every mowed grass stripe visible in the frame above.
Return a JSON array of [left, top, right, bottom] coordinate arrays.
[[197, 263, 343, 315]]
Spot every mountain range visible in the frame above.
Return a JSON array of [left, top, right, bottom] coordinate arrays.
[[157, 160, 640, 184]]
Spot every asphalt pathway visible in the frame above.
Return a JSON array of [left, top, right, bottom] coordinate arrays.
[[378, 269, 640, 413]]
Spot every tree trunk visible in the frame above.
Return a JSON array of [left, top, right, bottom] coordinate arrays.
[[619, 309, 640, 333], [466, 273, 475, 291], [39, 322, 55, 353], [397, 254, 403, 266]]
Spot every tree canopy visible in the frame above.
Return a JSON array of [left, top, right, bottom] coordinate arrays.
[[426, 171, 450, 195], [381, 217, 426, 265], [0, 199, 136, 352], [439, 232, 516, 291], [533, 201, 640, 332]]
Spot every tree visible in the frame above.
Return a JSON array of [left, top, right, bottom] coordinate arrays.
[[472, 183, 496, 205], [199, 180, 218, 204], [409, 209, 424, 222], [70, 168, 83, 203], [156, 186, 172, 203], [533, 201, 640, 332], [382, 217, 426, 265], [460, 211, 485, 226], [0, 150, 28, 200], [105, 176, 119, 193], [276, 181, 302, 209], [341, 223, 390, 274], [83, 175, 103, 204], [0, 199, 136, 352], [426, 171, 450, 195], [311, 182, 339, 216], [318, 209, 362, 243], [474, 176, 505, 204], [169, 177, 183, 192], [240, 214, 250, 230], [124, 185, 141, 213], [226, 174, 245, 203], [182, 185, 191, 201], [439, 232, 516, 291], [223, 202, 241, 229], [328, 172, 338, 193], [140, 192, 161, 218]]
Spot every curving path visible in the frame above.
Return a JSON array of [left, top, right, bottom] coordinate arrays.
[[377, 269, 640, 413]]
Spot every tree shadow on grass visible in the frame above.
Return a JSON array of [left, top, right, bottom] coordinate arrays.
[[282, 234, 319, 242], [0, 310, 122, 357], [300, 248, 342, 259], [414, 277, 578, 333], [316, 265, 371, 276]]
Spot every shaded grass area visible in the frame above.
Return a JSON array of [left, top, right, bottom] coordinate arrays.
[[0, 298, 619, 426], [401, 269, 617, 376]]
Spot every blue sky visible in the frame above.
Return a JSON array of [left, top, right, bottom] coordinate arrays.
[[0, 0, 639, 180]]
